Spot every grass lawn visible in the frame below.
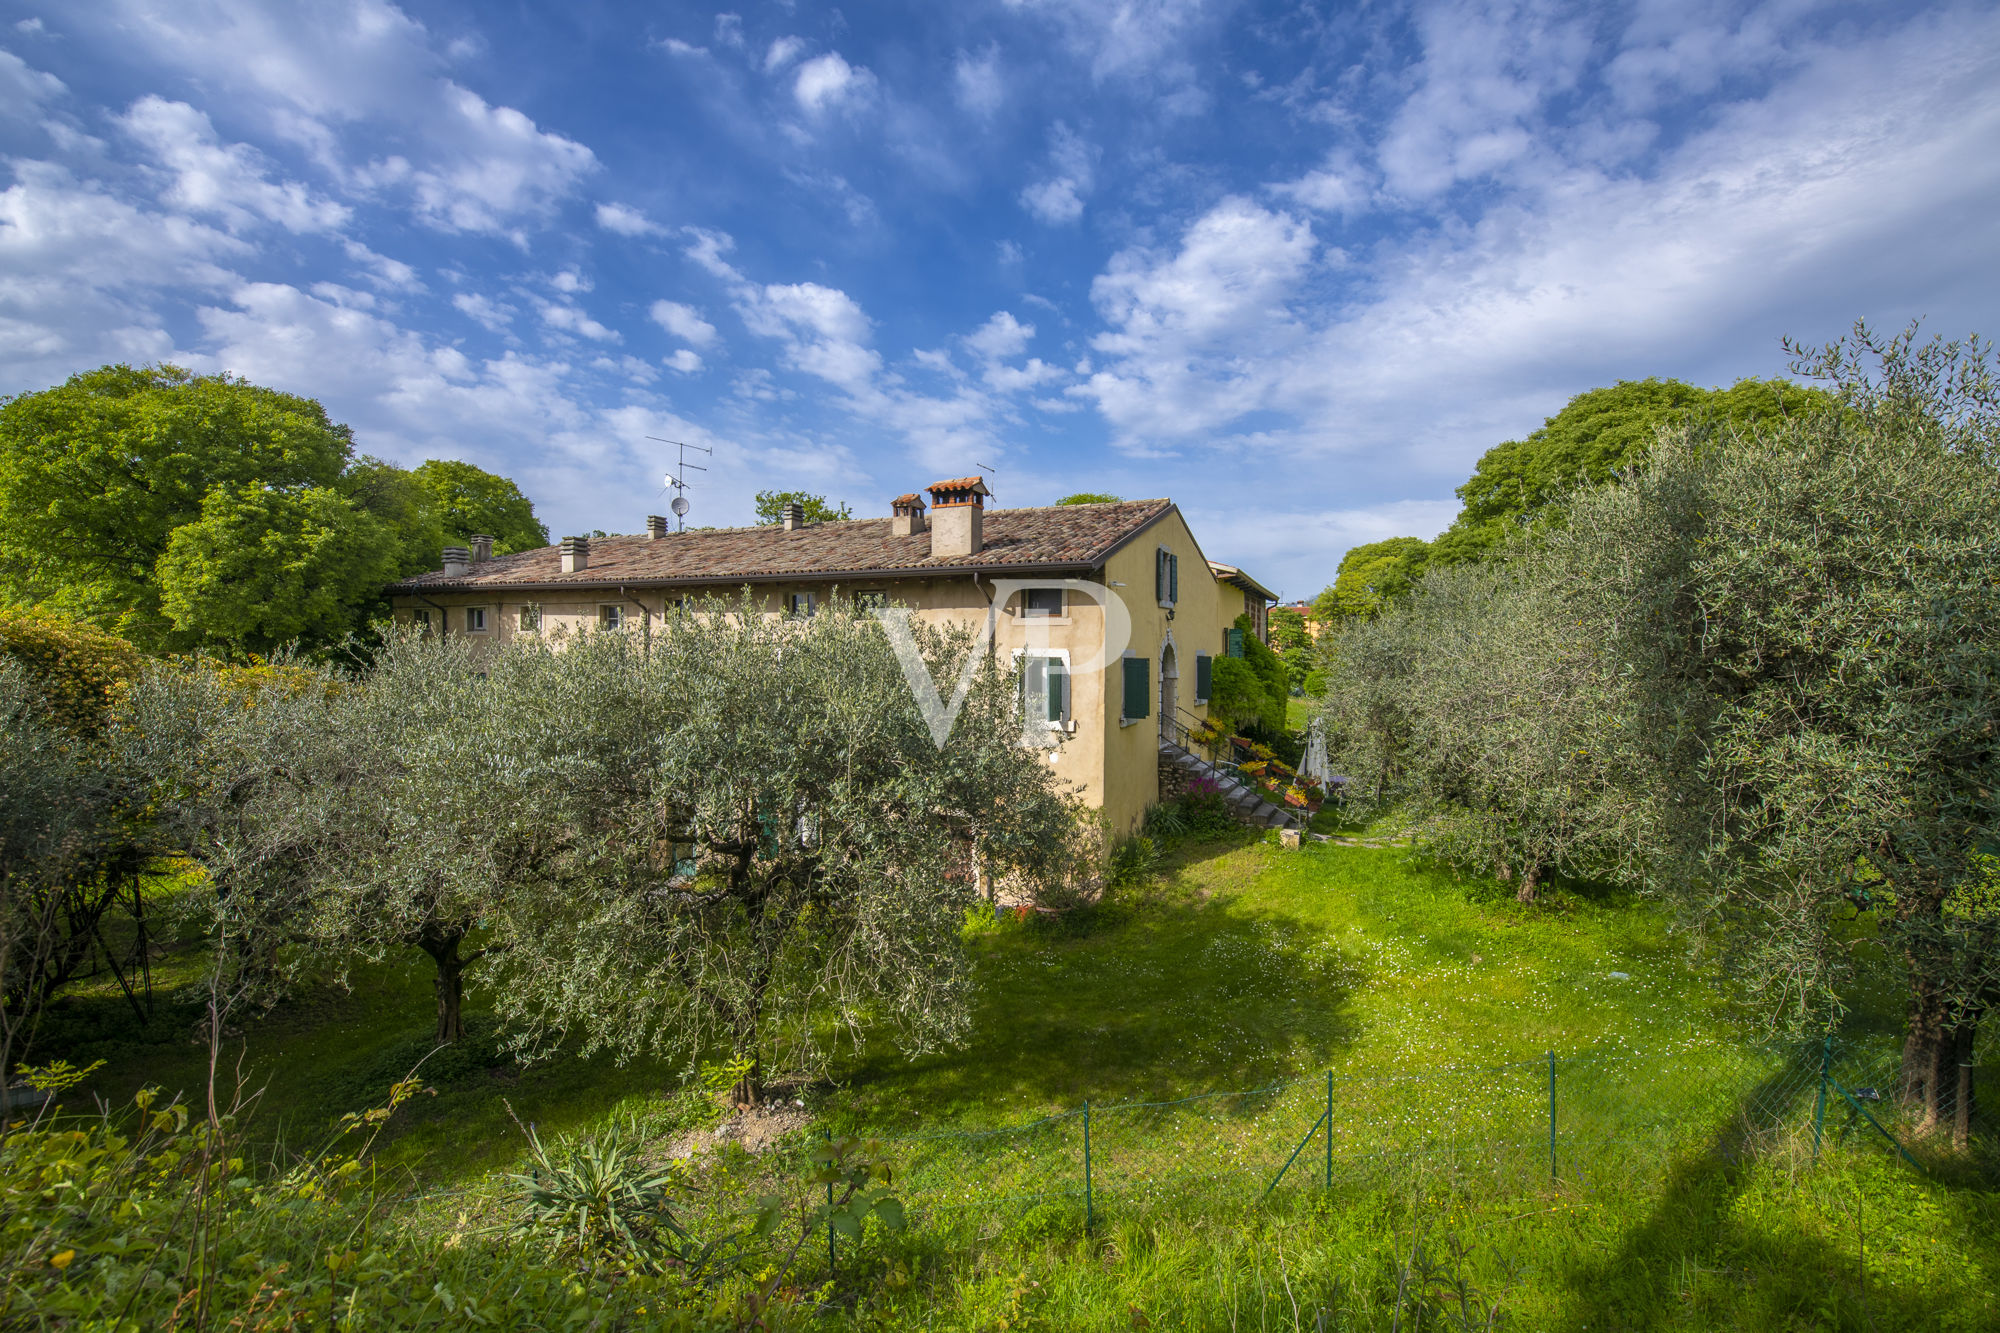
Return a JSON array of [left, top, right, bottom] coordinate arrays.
[[37, 832, 1999, 1329]]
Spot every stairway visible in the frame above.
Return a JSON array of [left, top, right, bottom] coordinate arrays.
[[1157, 737, 1303, 831]]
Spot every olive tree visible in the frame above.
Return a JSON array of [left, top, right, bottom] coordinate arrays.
[[1553, 323, 2000, 1130], [487, 595, 1077, 1102], [0, 661, 164, 1090], [1316, 556, 1645, 900], [299, 628, 643, 1044], [117, 657, 357, 1030]]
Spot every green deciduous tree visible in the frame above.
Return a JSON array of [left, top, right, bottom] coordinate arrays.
[[753, 491, 853, 525], [1428, 376, 1829, 565], [1311, 537, 1433, 628], [0, 365, 540, 656], [411, 458, 549, 554], [154, 483, 404, 658], [1056, 492, 1122, 505]]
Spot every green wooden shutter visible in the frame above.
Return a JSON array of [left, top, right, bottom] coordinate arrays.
[[1155, 549, 1166, 602], [1047, 660, 1067, 722], [1169, 553, 1178, 603], [1195, 652, 1211, 701], [1122, 655, 1150, 719], [1227, 627, 1245, 658]]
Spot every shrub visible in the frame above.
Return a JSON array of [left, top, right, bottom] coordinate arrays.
[[0, 607, 141, 738]]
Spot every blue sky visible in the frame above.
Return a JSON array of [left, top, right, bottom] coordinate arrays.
[[4, 1, 1998, 598]]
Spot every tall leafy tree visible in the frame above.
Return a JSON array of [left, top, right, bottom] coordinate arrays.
[[1428, 376, 1828, 565], [1311, 537, 1433, 628], [411, 458, 549, 554], [753, 490, 853, 525], [1056, 492, 1122, 505], [0, 365, 538, 655]]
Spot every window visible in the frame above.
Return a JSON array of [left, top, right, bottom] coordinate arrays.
[[1023, 654, 1070, 727], [854, 591, 887, 611], [1155, 547, 1179, 606], [519, 603, 542, 632], [786, 592, 816, 617], [1020, 587, 1064, 617], [599, 604, 624, 630], [1121, 653, 1150, 721], [465, 607, 487, 633], [411, 608, 431, 632], [1194, 652, 1213, 703]]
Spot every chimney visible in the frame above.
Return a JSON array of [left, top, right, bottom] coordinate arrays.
[[646, 514, 669, 540], [560, 535, 590, 573], [927, 476, 992, 558], [781, 500, 806, 531], [469, 534, 493, 562], [890, 492, 927, 537], [442, 545, 472, 577]]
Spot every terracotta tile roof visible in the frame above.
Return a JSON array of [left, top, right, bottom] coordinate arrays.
[[1208, 561, 1278, 603], [389, 499, 1174, 593]]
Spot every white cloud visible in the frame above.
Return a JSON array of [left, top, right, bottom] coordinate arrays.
[[537, 299, 619, 343], [1271, 150, 1375, 217], [1372, 0, 1592, 201], [1080, 196, 1316, 447], [1001, 0, 1209, 81], [105, 0, 596, 236], [549, 269, 591, 294], [683, 227, 743, 281], [663, 348, 703, 373], [649, 299, 717, 346], [386, 83, 597, 234], [0, 160, 244, 383], [595, 201, 663, 236], [452, 291, 514, 332], [1019, 121, 1095, 224], [793, 52, 875, 116], [764, 36, 806, 73], [965, 310, 1034, 361], [0, 49, 64, 123], [342, 240, 420, 290], [120, 96, 350, 233], [954, 46, 1004, 117]]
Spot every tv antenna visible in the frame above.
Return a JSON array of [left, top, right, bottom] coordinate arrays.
[[647, 436, 711, 531]]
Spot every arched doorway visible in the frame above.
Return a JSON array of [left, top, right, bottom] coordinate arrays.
[[1159, 637, 1179, 743]]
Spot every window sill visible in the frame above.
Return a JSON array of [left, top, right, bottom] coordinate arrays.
[[1119, 716, 1146, 728], [1016, 615, 1074, 627]]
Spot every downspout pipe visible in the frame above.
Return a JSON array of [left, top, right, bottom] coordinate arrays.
[[622, 586, 660, 657]]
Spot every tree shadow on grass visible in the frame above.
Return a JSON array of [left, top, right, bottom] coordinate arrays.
[[1551, 1061, 1985, 1332], [828, 838, 1364, 1130]]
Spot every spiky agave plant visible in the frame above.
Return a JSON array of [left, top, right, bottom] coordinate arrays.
[[509, 1121, 689, 1267]]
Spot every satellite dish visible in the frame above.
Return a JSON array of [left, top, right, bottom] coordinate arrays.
[[670, 495, 690, 517], [663, 472, 681, 489]]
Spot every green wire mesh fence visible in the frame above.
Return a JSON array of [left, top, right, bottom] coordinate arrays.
[[811, 1036, 1944, 1241]]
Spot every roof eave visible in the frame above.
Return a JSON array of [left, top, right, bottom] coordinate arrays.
[[386, 558, 1103, 596]]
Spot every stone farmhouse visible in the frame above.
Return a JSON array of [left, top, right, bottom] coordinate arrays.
[[387, 480, 1275, 834]]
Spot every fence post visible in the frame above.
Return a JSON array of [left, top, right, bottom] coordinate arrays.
[[1547, 1051, 1557, 1182], [1325, 1069, 1334, 1189], [1083, 1100, 1094, 1232], [1812, 1035, 1832, 1162]]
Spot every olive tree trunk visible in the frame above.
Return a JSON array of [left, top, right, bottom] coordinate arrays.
[[417, 922, 468, 1045]]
